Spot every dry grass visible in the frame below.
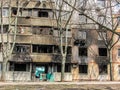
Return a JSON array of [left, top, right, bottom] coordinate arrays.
[[0, 84, 119, 90]]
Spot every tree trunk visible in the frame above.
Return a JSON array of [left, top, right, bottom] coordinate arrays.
[[109, 50, 113, 81], [1, 58, 7, 81], [61, 55, 66, 81]]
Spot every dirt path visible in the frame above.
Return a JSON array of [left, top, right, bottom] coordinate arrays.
[[0, 81, 120, 90]]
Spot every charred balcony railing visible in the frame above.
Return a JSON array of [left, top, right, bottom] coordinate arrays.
[[10, 17, 66, 28], [52, 54, 72, 63], [95, 56, 109, 64], [78, 56, 89, 64], [11, 53, 32, 62]]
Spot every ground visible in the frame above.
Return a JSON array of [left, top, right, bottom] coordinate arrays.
[[0, 81, 120, 90]]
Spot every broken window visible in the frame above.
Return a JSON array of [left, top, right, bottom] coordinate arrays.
[[0, 25, 8, 33], [79, 48, 87, 56], [99, 48, 107, 56], [32, 45, 53, 53], [9, 62, 29, 71], [12, 8, 17, 15], [38, 11, 48, 17], [65, 64, 71, 72], [99, 64, 107, 75], [67, 47, 72, 54], [79, 65, 88, 74], [57, 64, 61, 72], [14, 45, 30, 53]]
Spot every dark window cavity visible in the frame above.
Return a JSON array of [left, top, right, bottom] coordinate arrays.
[[79, 65, 88, 74], [79, 48, 87, 56], [99, 48, 107, 56], [99, 64, 107, 75], [38, 11, 48, 17]]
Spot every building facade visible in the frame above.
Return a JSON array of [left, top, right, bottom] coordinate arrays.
[[0, 0, 120, 82]]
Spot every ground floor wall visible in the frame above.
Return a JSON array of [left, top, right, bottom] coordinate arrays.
[[1, 62, 120, 82]]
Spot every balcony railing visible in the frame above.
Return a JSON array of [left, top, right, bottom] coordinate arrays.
[[95, 56, 109, 64], [52, 54, 72, 63], [11, 53, 32, 62], [11, 17, 66, 28], [78, 56, 89, 64]]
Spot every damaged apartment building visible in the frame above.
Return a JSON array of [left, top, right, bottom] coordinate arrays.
[[0, 0, 120, 82]]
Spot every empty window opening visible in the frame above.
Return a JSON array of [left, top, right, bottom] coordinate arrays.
[[79, 65, 88, 74], [0, 25, 8, 33], [32, 45, 53, 53], [38, 11, 48, 17], [12, 9, 17, 15], [79, 48, 87, 56], [9, 62, 29, 71], [99, 64, 107, 75], [54, 46, 60, 53], [65, 64, 71, 72], [57, 64, 61, 72], [99, 48, 107, 56], [14, 45, 30, 53], [67, 47, 72, 54]]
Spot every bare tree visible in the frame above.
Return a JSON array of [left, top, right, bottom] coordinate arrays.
[[63, 0, 120, 81], [50, 0, 76, 81], [0, 0, 22, 81]]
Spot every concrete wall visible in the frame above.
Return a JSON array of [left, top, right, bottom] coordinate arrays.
[[53, 73, 72, 81], [5, 71, 31, 82]]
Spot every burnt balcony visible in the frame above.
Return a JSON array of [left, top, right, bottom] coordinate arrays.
[[31, 35, 55, 45], [11, 17, 66, 27], [11, 0, 54, 9], [30, 53, 53, 62], [52, 54, 72, 63], [95, 56, 109, 64], [78, 56, 89, 64], [10, 53, 32, 62]]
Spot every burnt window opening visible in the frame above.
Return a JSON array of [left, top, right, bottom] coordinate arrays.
[[74, 39, 86, 46], [99, 48, 107, 56], [14, 45, 30, 53], [49, 29, 53, 35], [12, 8, 17, 15], [9, 62, 29, 71], [32, 45, 53, 53], [38, 11, 48, 17], [99, 64, 107, 75], [65, 64, 71, 72], [79, 65, 88, 74], [67, 47, 72, 54], [57, 64, 61, 72], [0, 25, 8, 33], [54, 46, 60, 53], [79, 48, 87, 56]]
